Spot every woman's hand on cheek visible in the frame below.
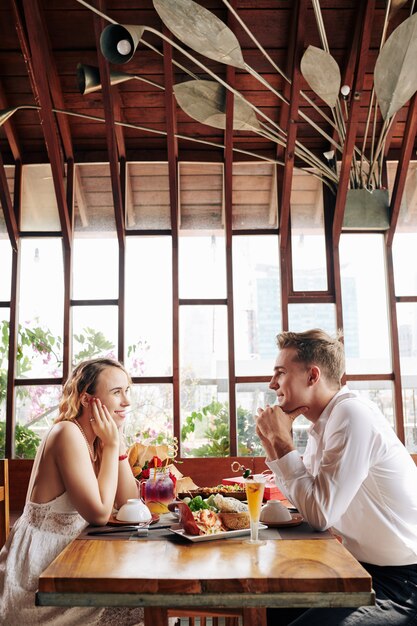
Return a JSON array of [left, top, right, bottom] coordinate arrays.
[[90, 398, 119, 448]]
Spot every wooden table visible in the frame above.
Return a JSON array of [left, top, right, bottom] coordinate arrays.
[[36, 532, 374, 626]]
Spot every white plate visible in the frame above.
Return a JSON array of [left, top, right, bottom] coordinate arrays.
[[169, 522, 267, 542]]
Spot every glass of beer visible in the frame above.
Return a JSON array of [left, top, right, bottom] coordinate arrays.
[[244, 474, 266, 544]]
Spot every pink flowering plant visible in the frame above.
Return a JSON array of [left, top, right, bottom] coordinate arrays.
[[0, 317, 149, 458]]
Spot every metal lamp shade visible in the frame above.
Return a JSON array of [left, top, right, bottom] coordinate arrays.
[[100, 23, 145, 65], [76, 63, 135, 94]]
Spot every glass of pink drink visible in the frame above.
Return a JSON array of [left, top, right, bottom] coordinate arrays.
[[144, 469, 175, 514]]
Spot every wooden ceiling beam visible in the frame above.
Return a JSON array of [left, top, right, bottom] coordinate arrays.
[[93, 1, 126, 363], [276, 0, 300, 164], [225, 1, 237, 457], [0, 82, 21, 162], [275, 0, 303, 329], [21, 0, 72, 250], [0, 150, 19, 251], [279, 0, 307, 252], [332, 0, 375, 246], [161, 27, 180, 442], [112, 93, 126, 161], [34, 4, 73, 161], [93, 2, 125, 247], [386, 94, 417, 246]]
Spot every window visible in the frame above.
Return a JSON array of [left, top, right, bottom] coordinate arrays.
[[291, 169, 327, 292], [1, 161, 416, 457], [340, 234, 391, 374]]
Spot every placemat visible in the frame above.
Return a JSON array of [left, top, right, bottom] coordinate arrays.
[[79, 520, 331, 542]]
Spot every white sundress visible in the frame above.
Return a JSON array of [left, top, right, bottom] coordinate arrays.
[[0, 426, 145, 626]]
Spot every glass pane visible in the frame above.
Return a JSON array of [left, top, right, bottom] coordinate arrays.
[[397, 302, 417, 452], [233, 236, 281, 374], [72, 237, 118, 300], [74, 163, 116, 232], [0, 239, 12, 300], [0, 207, 5, 234], [18, 239, 64, 378], [288, 303, 337, 335], [4, 165, 15, 207], [291, 169, 327, 291], [124, 384, 173, 446], [21, 164, 62, 231], [125, 237, 172, 376], [340, 234, 391, 374], [402, 388, 417, 453], [179, 235, 226, 298], [126, 163, 171, 229], [392, 233, 417, 296], [397, 303, 417, 373], [236, 383, 276, 456], [180, 305, 229, 457], [14, 384, 61, 457], [232, 162, 278, 229], [72, 306, 118, 364], [347, 381, 394, 429], [387, 160, 416, 220], [0, 310, 10, 423], [388, 161, 417, 296], [179, 163, 226, 298]]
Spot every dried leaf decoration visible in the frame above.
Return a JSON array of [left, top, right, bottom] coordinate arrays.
[[375, 12, 417, 120], [300, 46, 341, 109], [174, 80, 261, 131], [153, 0, 246, 69]]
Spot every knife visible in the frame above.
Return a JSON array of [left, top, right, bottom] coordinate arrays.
[[87, 524, 172, 536]]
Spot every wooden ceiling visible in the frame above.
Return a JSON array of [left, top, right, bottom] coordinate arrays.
[[1, 0, 417, 243]]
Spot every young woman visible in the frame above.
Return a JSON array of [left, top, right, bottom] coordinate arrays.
[[0, 357, 145, 625]]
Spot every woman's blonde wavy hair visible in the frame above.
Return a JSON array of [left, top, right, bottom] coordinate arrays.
[[56, 358, 131, 424]]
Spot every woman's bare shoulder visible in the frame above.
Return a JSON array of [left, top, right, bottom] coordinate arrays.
[[48, 420, 79, 447]]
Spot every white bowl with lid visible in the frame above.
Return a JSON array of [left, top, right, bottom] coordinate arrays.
[[116, 498, 152, 523], [260, 500, 292, 524]]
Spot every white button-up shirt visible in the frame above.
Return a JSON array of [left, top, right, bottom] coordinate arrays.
[[266, 386, 417, 565]]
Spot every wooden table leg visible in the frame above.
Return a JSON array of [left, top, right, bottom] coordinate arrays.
[[144, 607, 168, 626], [242, 607, 267, 626]]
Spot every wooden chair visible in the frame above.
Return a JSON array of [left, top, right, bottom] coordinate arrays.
[[0, 459, 10, 549], [169, 608, 267, 625], [169, 610, 242, 626]]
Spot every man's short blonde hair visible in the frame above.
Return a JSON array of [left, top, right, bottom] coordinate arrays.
[[276, 328, 345, 387]]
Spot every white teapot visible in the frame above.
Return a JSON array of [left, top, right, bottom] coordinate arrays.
[[116, 498, 152, 523]]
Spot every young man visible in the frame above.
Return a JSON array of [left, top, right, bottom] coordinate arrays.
[[256, 328, 417, 626]]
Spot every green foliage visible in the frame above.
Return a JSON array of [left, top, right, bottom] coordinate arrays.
[[181, 399, 264, 457], [138, 428, 176, 446], [0, 318, 141, 458], [73, 328, 114, 361], [0, 319, 62, 403], [0, 421, 41, 459]]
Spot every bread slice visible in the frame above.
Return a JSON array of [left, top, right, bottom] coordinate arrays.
[[220, 511, 250, 530]]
